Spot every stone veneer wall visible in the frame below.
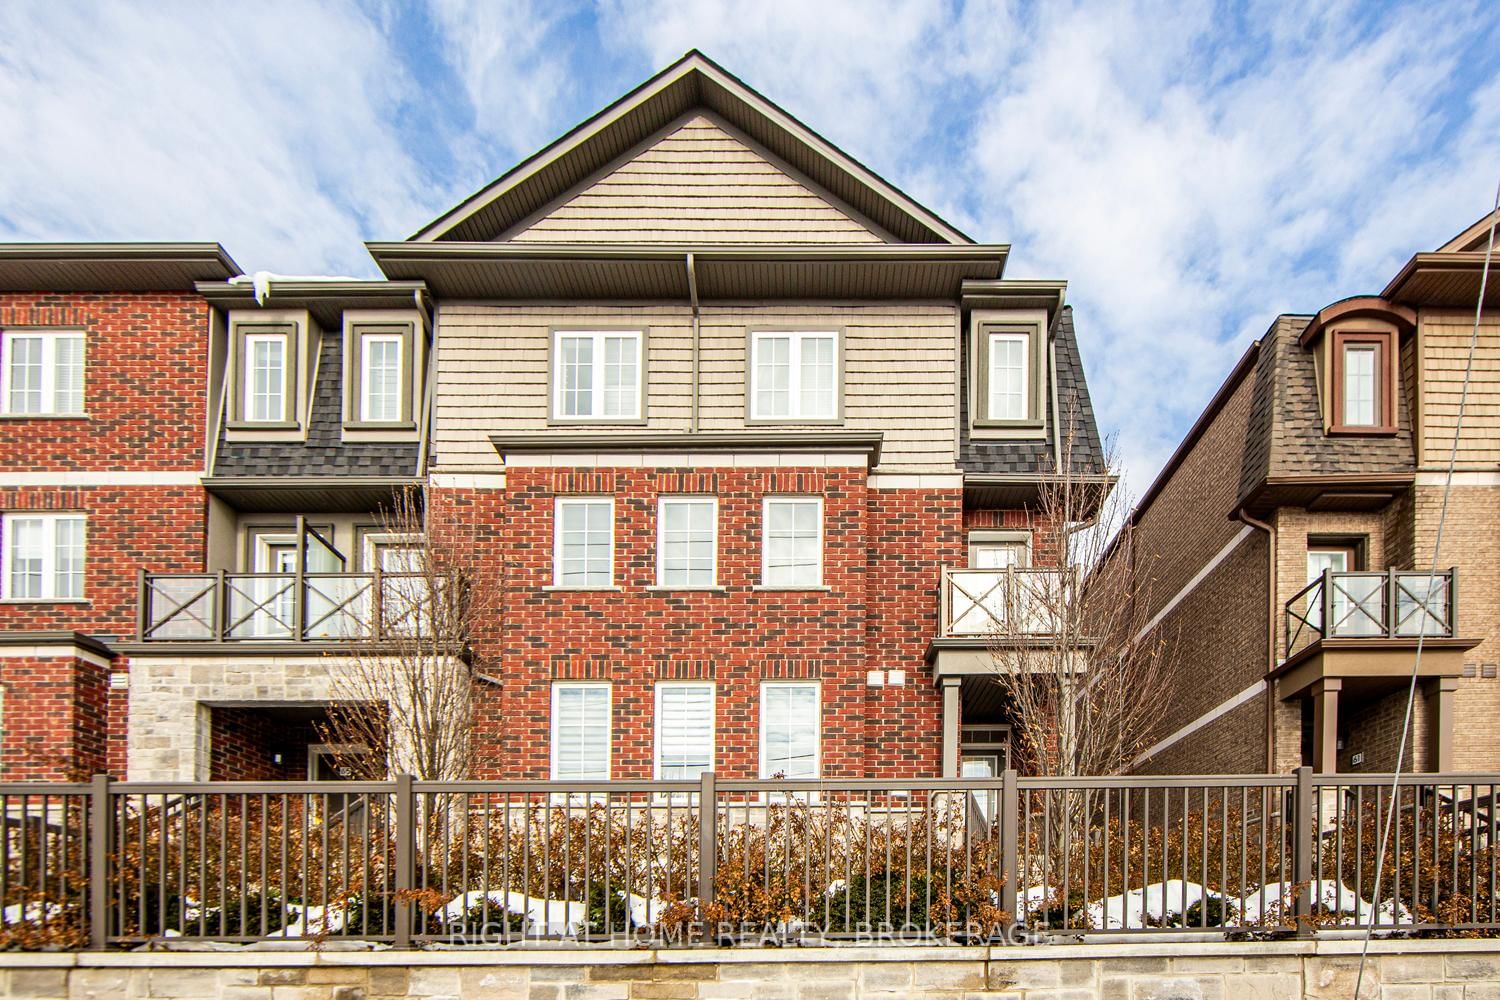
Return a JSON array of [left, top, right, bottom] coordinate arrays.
[[4, 940, 1500, 999]]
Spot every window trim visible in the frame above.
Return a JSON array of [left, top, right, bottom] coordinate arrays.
[[550, 681, 612, 781], [760, 496, 824, 589], [758, 680, 821, 780], [228, 321, 299, 429], [1, 512, 86, 602], [656, 496, 718, 589], [653, 681, 716, 781], [549, 328, 647, 424], [0, 329, 86, 418], [1328, 329, 1397, 435], [345, 322, 416, 429], [552, 496, 616, 589], [746, 329, 844, 424]]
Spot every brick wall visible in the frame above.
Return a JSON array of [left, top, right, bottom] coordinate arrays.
[[0, 654, 107, 779], [208, 707, 316, 782], [437, 470, 1032, 780], [0, 293, 209, 472]]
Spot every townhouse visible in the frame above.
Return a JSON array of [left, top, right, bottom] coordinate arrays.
[[0, 51, 1103, 783], [1124, 214, 1500, 775]]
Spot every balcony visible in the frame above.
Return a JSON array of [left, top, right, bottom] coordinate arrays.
[[930, 567, 1072, 677], [138, 571, 430, 644], [1284, 568, 1457, 656]]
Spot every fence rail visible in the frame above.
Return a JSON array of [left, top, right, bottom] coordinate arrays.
[[3, 770, 1497, 948]]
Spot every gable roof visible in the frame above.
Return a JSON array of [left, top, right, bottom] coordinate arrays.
[[412, 50, 971, 246]]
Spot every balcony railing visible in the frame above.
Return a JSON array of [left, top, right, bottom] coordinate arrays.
[[1285, 568, 1456, 657], [138, 571, 431, 642], [939, 567, 1069, 639]]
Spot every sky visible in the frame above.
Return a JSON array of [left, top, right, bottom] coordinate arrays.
[[2, 0, 1498, 497]]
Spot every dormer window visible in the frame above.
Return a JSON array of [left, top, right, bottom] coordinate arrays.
[[1328, 329, 1396, 434], [230, 322, 298, 428], [346, 323, 415, 427], [970, 310, 1047, 436]]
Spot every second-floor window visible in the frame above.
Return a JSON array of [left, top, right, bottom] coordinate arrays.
[[657, 497, 717, 588], [2, 513, 85, 600], [762, 497, 823, 588], [750, 331, 838, 420], [244, 330, 289, 423], [553, 330, 642, 420], [554, 497, 614, 587], [2, 330, 84, 416]]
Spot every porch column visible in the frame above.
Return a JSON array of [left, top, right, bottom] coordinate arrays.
[[1424, 676, 1459, 772], [1310, 678, 1341, 775], [940, 676, 962, 778]]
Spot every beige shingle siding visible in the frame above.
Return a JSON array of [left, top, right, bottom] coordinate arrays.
[[432, 302, 959, 474], [1417, 310, 1500, 468], [508, 116, 887, 245]]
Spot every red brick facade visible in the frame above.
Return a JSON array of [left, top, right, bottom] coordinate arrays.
[[1, 291, 211, 780], [440, 470, 1027, 781]]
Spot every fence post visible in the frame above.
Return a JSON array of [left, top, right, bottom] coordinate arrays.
[[1292, 765, 1314, 927], [1000, 769, 1019, 925], [393, 774, 414, 948], [88, 773, 111, 950], [698, 771, 717, 914]]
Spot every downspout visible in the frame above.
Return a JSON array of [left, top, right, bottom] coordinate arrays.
[[686, 252, 701, 432], [1236, 507, 1278, 773]]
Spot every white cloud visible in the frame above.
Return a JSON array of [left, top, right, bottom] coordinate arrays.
[[0, 1, 436, 275]]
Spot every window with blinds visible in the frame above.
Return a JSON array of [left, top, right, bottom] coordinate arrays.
[[654, 683, 714, 780], [551, 683, 610, 780], [1, 330, 84, 416], [760, 682, 819, 779]]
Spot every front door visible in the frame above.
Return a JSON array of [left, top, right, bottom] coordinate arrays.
[[961, 752, 1004, 823], [1306, 547, 1350, 634]]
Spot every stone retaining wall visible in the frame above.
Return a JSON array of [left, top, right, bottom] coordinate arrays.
[[2, 939, 1497, 999]]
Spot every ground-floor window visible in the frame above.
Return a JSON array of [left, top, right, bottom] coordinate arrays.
[[551, 681, 611, 780], [759, 681, 820, 779], [654, 682, 714, 780]]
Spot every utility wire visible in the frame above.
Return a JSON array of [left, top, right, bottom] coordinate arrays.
[[1353, 181, 1500, 998]]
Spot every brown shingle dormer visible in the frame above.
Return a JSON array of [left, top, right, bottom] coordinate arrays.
[[1298, 297, 1416, 436]]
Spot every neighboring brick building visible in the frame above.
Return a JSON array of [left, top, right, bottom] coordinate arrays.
[[1124, 214, 1500, 774], [0, 244, 240, 779], [2, 52, 1104, 783]]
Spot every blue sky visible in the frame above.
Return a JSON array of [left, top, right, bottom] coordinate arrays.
[[2, 0, 1498, 493]]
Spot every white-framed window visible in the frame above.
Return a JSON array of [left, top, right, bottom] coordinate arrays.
[[359, 331, 403, 423], [1, 331, 84, 416], [657, 497, 717, 588], [760, 681, 819, 779], [551, 682, 611, 780], [1342, 344, 1377, 427], [553, 330, 642, 420], [762, 497, 823, 588], [244, 331, 289, 423], [987, 331, 1029, 422], [2, 513, 85, 600], [655, 682, 715, 781], [554, 497, 614, 588], [749, 331, 838, 420]]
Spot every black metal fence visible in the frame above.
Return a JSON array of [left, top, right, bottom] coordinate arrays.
[[2, 769, 1496, 948]]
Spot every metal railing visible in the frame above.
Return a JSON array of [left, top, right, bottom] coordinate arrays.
[[3, 770, 1497, 949], [939, 567, 1069, 638], [1285, 568, 1456, 657], [138, 571, 432, 642]]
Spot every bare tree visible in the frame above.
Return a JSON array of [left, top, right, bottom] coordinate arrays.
[[985, 432, 1171, 777], [317, 486, 495, 782]]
